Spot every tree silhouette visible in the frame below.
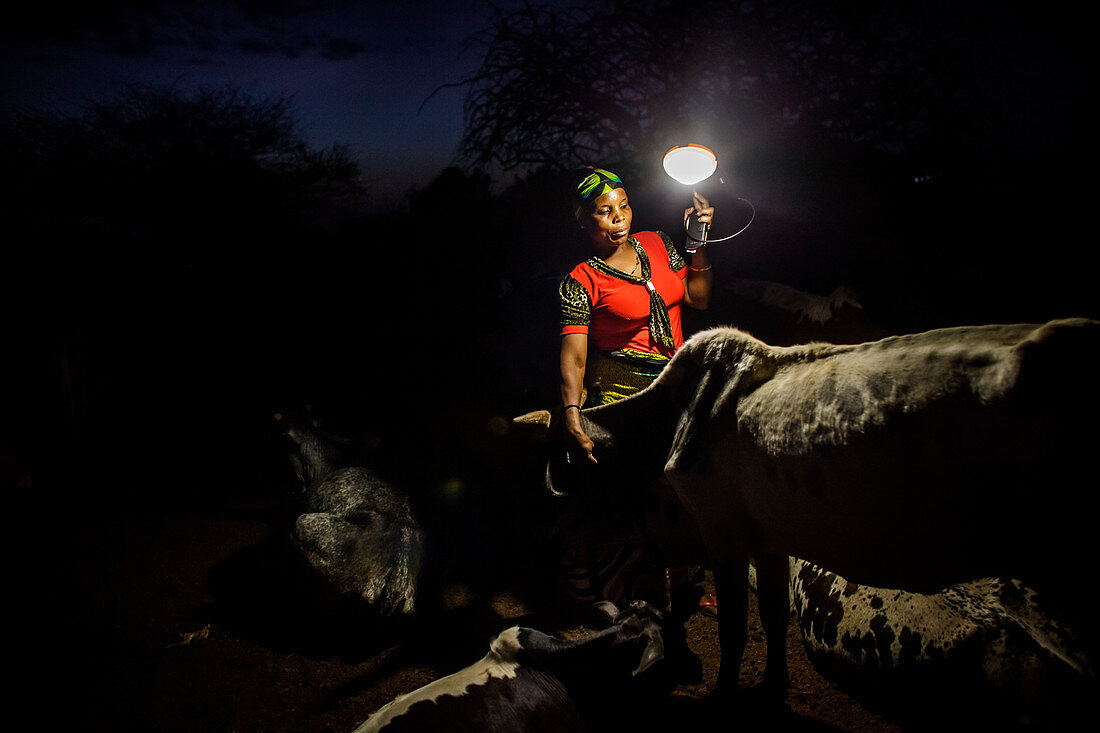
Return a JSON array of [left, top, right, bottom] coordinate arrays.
[[456, 0, 1056, 179], [1, 84, 371, 494], [2, 84, 364, 262]]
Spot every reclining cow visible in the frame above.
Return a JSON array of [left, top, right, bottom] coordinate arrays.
[[352, 600, 669, 732], [278, 410, 425, 617], [521, 318, 1099, 704]]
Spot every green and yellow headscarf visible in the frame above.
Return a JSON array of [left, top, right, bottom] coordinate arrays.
[[572, 167, 623, 218]]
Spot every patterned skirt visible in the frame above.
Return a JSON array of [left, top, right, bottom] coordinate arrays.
[[584, 348, 670, 405]]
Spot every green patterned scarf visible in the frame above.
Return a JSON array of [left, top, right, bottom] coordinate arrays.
[[586, 237, 676, 351]]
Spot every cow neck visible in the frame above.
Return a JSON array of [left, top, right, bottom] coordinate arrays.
[[586, 237, 651, 284]]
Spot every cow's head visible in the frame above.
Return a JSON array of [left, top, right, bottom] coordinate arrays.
[[513, 372, 688, 501], [514, 327, 779, 497], [512, 393, 580, 498], [593, 599, 667, 677]]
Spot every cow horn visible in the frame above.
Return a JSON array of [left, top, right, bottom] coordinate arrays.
[[513, 390, 587, 428], [513, 410, 552, 427], [633, 630, 665, 677], [594, 600, 619, 621]]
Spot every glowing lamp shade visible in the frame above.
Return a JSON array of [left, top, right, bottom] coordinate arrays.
[[662, 144, 717, 185]]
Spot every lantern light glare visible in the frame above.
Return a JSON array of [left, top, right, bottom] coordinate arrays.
[[662, 144, 718, 185]]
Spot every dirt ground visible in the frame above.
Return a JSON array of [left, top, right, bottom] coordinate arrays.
[[18, 498, 920, 733]]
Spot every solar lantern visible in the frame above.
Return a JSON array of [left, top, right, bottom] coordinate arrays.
[[663, 144, 718, 252], [662, 143, 754, 252]]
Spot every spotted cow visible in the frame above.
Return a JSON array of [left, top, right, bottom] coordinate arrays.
[[527, 318, 1100, 705], [785, 558, 1093, 725]]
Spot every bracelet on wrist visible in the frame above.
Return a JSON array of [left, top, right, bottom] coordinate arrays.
[[563, 404, 582, 413], [689, 263, 712, 272]]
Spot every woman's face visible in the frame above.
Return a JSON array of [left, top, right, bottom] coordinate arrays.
[[581, 187, 632, 249]]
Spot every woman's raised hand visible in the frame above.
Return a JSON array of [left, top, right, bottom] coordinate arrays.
[[684, 190, 714, 227]]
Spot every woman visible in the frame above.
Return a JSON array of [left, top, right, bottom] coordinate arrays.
[[555, 166, 714, 606], [559, 167, 714, 459]]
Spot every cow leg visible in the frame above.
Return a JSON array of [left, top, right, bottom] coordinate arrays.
[[755, 551, 791, 701], [712, 554, 749, 700]]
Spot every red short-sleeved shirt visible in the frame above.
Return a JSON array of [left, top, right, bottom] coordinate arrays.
[[559, 230, 688, 358]]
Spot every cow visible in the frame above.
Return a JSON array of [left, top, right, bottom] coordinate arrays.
[[351, 600, 669, 732], [786, 558, 1093, 726], [695, 277, 891, 347], [520, 318, 1100, 706], [279, 411, 425, 616], [278, 408, 374, 489]]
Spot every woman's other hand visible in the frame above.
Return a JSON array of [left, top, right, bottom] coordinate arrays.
[[563, 411, 598, 462], [559, 333, 596, 463]]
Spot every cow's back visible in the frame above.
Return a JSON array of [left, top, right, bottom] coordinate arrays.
[[666, 319, 1099, 597]]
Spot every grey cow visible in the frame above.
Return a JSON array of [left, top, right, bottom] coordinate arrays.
[[521, 318, 1100, 711]]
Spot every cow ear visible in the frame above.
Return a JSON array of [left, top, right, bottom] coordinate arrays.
[[665, 367, 722, 475], [632, 630, 665, 677], [513, 410, 553, 427], [665, 334, 774, 475]]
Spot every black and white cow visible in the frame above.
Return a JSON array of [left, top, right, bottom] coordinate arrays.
[[520, 318, 1100, 706], [352, 600, 668, 732]]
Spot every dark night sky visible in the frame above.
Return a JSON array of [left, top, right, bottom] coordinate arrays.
[[3, 2, 1090, 212], [1, 0, 518, 211], [2, 0, 1093, 325]]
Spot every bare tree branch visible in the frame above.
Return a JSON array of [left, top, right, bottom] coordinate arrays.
[[453, 0, 1032, 176]]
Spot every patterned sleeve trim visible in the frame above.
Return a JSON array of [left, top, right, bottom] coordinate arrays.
[[657, 230, 686, 272], [559, 274, 591, 328]]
